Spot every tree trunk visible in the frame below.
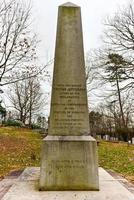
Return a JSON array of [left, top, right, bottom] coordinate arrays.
[[115, 69, 126, 128]]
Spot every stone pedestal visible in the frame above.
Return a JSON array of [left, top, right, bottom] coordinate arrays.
[[39, 136, 99, 191]]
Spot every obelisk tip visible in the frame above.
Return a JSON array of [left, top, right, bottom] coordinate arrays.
[[60, 2, 79, 8]]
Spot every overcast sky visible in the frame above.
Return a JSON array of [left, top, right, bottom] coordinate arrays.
[[32, 0, 129, 62]]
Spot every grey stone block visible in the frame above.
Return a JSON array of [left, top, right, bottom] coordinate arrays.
[[39, 136, 99, 190]]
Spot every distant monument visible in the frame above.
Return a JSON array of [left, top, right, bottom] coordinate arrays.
[[39, 2, 99, 190]]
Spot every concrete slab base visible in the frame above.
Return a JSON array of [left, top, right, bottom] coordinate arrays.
[[1, 167, 134, 200]]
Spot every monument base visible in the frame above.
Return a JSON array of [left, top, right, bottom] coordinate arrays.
[[39, 135, 99, 191], [1, 167, 134, 200]]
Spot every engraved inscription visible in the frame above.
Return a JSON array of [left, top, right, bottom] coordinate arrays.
[[48, 159, 88, 170], [50, 83, 88, 132]]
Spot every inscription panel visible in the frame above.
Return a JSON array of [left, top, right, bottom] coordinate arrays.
[[40, 139, 99, 190], [49, 83, 90, 135], [48, 160, 86, 170], [46, 141, 91, 176]]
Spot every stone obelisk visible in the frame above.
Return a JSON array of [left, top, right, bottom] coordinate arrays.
[[39, 2, 99, 191]]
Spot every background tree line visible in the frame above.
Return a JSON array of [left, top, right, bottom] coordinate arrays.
[[87, 2, 134, 141]]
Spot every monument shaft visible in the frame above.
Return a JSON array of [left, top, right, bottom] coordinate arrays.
[[39, 2, 99, 191], [49, 4, 90, 136]]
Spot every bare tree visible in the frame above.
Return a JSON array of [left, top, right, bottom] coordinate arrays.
[[86, 48, 134, 139], [91, 98, 133, 141], [85, 52, 101, 92], [0, 0, 39, 87], [102, 2, 134, 90], [8, 75, 46, 125], [86, 2, 134, 141], [85, 51, 105, 111]]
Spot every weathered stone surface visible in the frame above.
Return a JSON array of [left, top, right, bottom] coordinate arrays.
[[0, 170, 23, 199], [48, 3, 90, 136], [39, 2, 99, 191], [61, 2, 79, 7], [39, 136, 99, 190]]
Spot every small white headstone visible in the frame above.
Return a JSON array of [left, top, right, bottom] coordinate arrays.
[[97, 135, 101, 140], [105, 135, 109, 141], [128, 140, 131, 145]]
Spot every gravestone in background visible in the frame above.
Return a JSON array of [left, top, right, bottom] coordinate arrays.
[[39, 2, 99, 191]]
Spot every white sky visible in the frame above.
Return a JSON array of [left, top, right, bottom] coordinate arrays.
[[32, 0, 129, 62]]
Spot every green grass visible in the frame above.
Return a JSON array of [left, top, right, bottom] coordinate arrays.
[[0, 127, 42, 179], [98, 141, 134, 183], [0, 127, 134, 183]]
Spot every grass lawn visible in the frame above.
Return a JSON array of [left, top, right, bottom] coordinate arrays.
[[98, 141, 134, 183], [0, 127, 41, 179], [0, 127, 134, 184]]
